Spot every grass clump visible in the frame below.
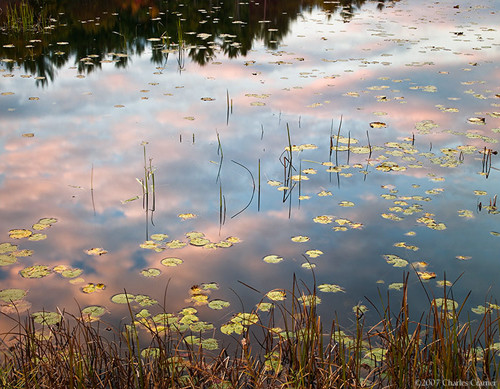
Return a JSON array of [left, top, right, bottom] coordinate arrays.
[[0, 275, 499, 388]]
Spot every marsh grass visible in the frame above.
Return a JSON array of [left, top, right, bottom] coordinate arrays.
[[3, 1, 48, 33], [1, 275, 499, 388]]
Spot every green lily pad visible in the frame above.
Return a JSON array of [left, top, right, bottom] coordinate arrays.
[[0, 288, 27, 302], [82, 283, 106, 293], [201, 282, 219, 290], [150, 233, 168, 241], [318, 284, 345, 293], [85, 247, 108, 256], [208, 299, 230, 310], [263, 255, 283, 264], [37, 218, 57, 225], [9, 229, 32, 239], [201, 338, 219, 350], [305, 249, 323, 258], [20, 265, 51, 278], [29, 233, 47, 241], [299, 295, 321, 306], [0, 243, 17, 254], [161, 257, 183, 267], [111, 293, 135, 304], [53, 265, 83, 278], [135, 295, 158, 307], [389, 283, 404, 291], [220, 321, 244, 335], [13, 249, 33, 257], [189, 237, 210, 246], [383, 254, 408, 268], [32, 311, 62, 325], [141, 347, 160, 359], [166, 240, 187, 249], [81, 305, 107, 318], [140, 268, 161, 277], [256, 302, 274, 312], [266, 290, 286, 301], [0, 254, 17, 266]]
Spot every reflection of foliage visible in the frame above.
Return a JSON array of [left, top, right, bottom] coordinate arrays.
[[0, 0, 394, 85]]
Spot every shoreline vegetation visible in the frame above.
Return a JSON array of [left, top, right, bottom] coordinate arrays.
[[1, 275, 499, 388]]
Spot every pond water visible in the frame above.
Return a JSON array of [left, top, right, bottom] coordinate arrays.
[[0, 0, 499, 340]]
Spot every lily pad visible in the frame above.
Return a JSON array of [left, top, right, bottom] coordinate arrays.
[[111, 293, 135, 304], [140, 268, 161, 277], [291, 235, 309, 242], [82, 283, 106, 293], [32, 311, 62, 325], [9, 229, 32, 239], [20, 265, 51, 278], [85, 248, 108, 256], [0, 288, 27, 302], [318, 284, 345, 293], [0, 243, 18, 253], [29, 233, 47, 241], [208, 299, 230, 310], [0, 254, 17, 266], [263, 255, 283, 264], [81, 305, 107, 319], [266, 290, 286, 301], [161, 257, 183, 267]]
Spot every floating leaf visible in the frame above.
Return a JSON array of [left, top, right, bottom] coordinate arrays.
[[135, 295, 158, 306], [208, 299, 230, 310], [141, 348, 160, 359], [266, 290, 286, 301], [299, 295, 321, 306], [13, 249, 33, 257], [201, 338, 219, 350], [29, 233, 47, 241], [32, 311, 62, 325], [0, 288, 27, 302], [9, 229, 32, 239], [0, 254, 17, 266], [0, 243, 17, 254], [150, 233, 168, 241], [190, 237, 210, 246], [178, 213, 197, 220], [53, 266, 83, 279], [313, 215, 333, 224], [20, 265, 51, 278], [291, 235, 309, 242], [370, 122, 387, 128], [140, 268, 161, 277], [82, 283, 106, 294], [37, 218, 57, 225], [201, 282, 219, 290], [161, 257, 183, 267], [301, 263, 316, 269], [468, 117, 485, 124], [433, 298, 458, 311], [257, 302, 274, 312], [318, 284, 345, 293], [166, 240, 187, 249], [389, 283, 404, 291], [417, 271, 436, 280], [111, 293, 135, 304], [81, 306, 107, 319], [384, 254, 408, 268], [263, 255, 283, 264], [85, 248, 107, 256], [220, 321, 244, 335], [305, 249, 323, 258]]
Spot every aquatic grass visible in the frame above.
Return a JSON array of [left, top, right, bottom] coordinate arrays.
[[5, 1, 34, 33], [1, 275, 500, 387]]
